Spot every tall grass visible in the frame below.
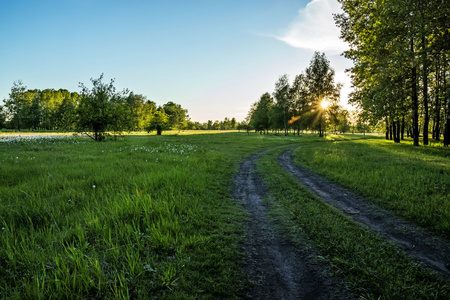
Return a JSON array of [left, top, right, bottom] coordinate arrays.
[[1, 132, 448, 298], [0, 132, 303, 299]]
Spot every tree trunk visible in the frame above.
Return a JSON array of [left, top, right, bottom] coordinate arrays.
[[444, 94, 450, 146], [422, 35, 429, 145], [435, 61, 442, 141], [444, 82, 450, 146], [389, 123, 393, 140], [411, 34, 419, 146], [444, 55, 450, 146], [385, 119, 389, 140], [435, 92, 441, 140], [432, 117, 436, 139], [393, 122, 396, 141], [401, 116, 405, 140]]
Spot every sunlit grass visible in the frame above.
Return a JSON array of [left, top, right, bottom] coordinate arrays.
[[0, 132, 303, 299], [1, 132, 448, 298], [128, 130, 244, 135]]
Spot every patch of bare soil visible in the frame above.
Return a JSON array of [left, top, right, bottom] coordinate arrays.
[[233, 153, 354, 299], [279, 149, 450, 278]]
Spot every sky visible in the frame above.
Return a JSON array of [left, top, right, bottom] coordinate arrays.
[[0, 0, 353, 123]]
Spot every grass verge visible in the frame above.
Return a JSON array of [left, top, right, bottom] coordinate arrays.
[[291, 136, 450, 236], [256, 145, 450, 299]]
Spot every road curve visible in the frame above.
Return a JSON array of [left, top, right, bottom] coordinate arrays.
[[279, 149, 450, 277]]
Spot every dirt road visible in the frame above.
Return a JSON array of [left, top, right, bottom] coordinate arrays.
[[233, 153, 352, 299], [279, 149, 450, 277]]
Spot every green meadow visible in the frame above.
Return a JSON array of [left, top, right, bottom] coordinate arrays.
[[0, 132, 449, 299]]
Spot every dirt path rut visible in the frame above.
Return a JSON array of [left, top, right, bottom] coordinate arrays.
[[233, 153, 351, 299], [279, 149, 450, 277]]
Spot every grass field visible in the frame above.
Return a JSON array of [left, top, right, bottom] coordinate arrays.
[[0, 132, 302, 299], [0, 132, 448, 299]]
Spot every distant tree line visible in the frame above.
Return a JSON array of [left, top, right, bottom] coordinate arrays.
[[335, 0, 450, 146], [247, 52, 355, 136], [0, 75, 242, 140], [189, 118, 241, 131]]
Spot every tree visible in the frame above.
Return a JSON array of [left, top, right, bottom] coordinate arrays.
[[230, 117, 237, 130], [28, 91, 43, 130], [76, 74, 130, 141], [303, 52, 341, 137], [146, 109, 169, 135], [54, 92, 79, 131], [126, 93, 154, 130], [289, 74, 309, 135], [272, 75, 291, 135], [249, 92, 273, 134], [141, 100, 157, 130], [163, 101, 189, 131], [335, 0, 450, 146], [4, 80, 27, 131], [0, 105, 6, 128]]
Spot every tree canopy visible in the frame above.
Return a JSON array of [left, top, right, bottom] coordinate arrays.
[[247, 52, 343, 137], [76, 75, 132, 141], [1, 75, 192, 139], [334, 0, 450, 145]]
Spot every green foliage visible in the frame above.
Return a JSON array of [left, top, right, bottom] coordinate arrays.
[[246, 52, 342, 136], [0, 80, 193, 135], [76, 74, 132, 141], [248, 93, 272, 133], [304, 52, 341, 105], [4, 80, 27, 131], [163, 101, 189, 131], [126, 93, 157, 130], [303, 52, 342, 137], [0, 105, 5, 128], [335, 0, 450, 145], [146, 110, 170, 135], [271, 74, 291, 135]]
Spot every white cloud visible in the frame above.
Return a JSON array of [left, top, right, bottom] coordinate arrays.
[[276, 0, 347, 54]]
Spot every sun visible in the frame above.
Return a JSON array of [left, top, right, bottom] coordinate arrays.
[[321, 99, 329, 109]]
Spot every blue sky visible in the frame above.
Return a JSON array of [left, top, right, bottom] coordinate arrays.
[[0, 0, 352, 122]]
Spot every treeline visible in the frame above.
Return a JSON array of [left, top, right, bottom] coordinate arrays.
[[247, 52, 359, 136], [0, 75, 242, 139], [0, 78, 188, 135], [192, 118, 241, 131], [335, 0, 450, 146]]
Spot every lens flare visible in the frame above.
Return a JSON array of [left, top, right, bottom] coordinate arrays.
[[288, 116, 301, 124]]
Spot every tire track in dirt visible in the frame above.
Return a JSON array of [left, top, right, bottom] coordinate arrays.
[[233, 152, 353, 299], [279, 149, 450, 277]]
